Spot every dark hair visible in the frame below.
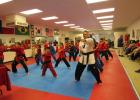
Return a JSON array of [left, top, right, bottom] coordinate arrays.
[[83, 30, 89, 33], [38, 45, 41, 48], [16, 42, 21, 45], [100, 38, 104, 41], [44, 47, 50, 50], [60, 42, 63, 45]]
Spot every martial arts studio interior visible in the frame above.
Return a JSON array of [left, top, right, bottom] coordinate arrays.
[[0, 0, 140, 100]]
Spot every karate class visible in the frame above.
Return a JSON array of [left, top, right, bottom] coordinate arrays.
[[0, 0, 140, 100]]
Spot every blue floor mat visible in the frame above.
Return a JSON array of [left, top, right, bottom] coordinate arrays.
[[9, 62, 96, 100]]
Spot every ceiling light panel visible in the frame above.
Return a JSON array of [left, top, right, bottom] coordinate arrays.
[[64, 24, 75, 26], [20, 9, 43, 15], [93, 8, 115, 14], [55, 21, 68, 24], [42, 16, 58, 20], [101, 23, 112, 25], [0, 0, 13, 4], [103, 28, 112, 30], [70, 26, 80, 28], [99, 20, 113, 23], [97, 15, 114, 19], [85, 0, 108, 4]]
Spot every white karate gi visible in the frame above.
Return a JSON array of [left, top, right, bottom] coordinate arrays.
[[79, 38, 95, 65]]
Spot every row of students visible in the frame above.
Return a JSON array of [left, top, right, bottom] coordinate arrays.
[[0, 36, 113, 84]]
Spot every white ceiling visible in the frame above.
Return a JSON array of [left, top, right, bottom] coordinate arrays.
[[0, 0, 140, 31]]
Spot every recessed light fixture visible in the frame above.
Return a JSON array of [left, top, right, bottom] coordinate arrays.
[[20, 9, 43, 15], [0, 0, 13, 4], [75, 28, 86, 31], [99, 20, 113, 23], [76, 28, 84, 30], [85, 0, 108, 4], [64, 24, 75, 26], [70, 26, 80, 28], [42, 16, 58, 20], [101, 23, 112, 25], [97, 15, 114, 19], [103, 28, 112, 30], [93, 8, 115, 14], [55, 21, 68, 24], [102, 26, 112, 28]]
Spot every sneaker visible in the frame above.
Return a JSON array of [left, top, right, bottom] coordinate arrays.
[[26, 72, 29, 76], [68, 67, 71, 70], [135, 69, 140, 73], [100, 69, 103, 73], [97, 80, 102, 84], [54, 76, 58, 78], [75, 79, 80, 82], [55, 66, 58, 68]]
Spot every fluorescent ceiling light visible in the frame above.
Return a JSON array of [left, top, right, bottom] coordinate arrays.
[[101, 23, 112, 25], [99, 20, 113, 23], [64, 24, 75, 26], [20, 9, 42, 15], [102, 26, 112, 28], [55, 21, 68, 24], [86, 0, 108, 4], [93, 8, 115, 14], [0, 0, 13, 4], [75, 28, 86, 31], [76, 28, 84, 30], [97, 15, 114, 19], [103, 28, 112, 30], [42, 16, 58, 20], [70, 26, 80, 28]]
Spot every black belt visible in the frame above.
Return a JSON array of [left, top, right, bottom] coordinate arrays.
[[82, 51, 94, 64], [43, 60, 51, 65]]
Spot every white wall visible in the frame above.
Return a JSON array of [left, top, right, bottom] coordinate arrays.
[[0, 34, 31, 45], [127, 18, 140, 40]]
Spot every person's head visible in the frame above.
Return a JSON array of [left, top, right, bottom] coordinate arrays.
[[120, 35, 123, 38], [60, 42, 63, 47], [100, 38, 104, 42], [44, 47, 50, 52], [37, 45, 41, 49], [136, 40, 139, 43], [16, 42, 21, 47], [49, 42, 52, 46], [83, 31, 89, 39], [0, 42, 3, 46]]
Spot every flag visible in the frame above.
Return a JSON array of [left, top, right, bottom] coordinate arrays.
[[15, 25, 29, 35]]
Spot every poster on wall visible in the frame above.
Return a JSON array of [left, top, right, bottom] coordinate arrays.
[[30, 25, 34, 37], [54, 29, 59, 35], [0, 20, 2, 32], [15, 25, 29, 35], [0, 38, 2, 44], [46, 28, 53, 37], [131, 29, 135, 40], [136, 29, 140, 40], [9, 38, 15, 43], [124, 34, 130, 42], [34, 26, 43, 36]]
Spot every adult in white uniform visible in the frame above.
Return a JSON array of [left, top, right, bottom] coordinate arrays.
[[75, 31, 102, 84]]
